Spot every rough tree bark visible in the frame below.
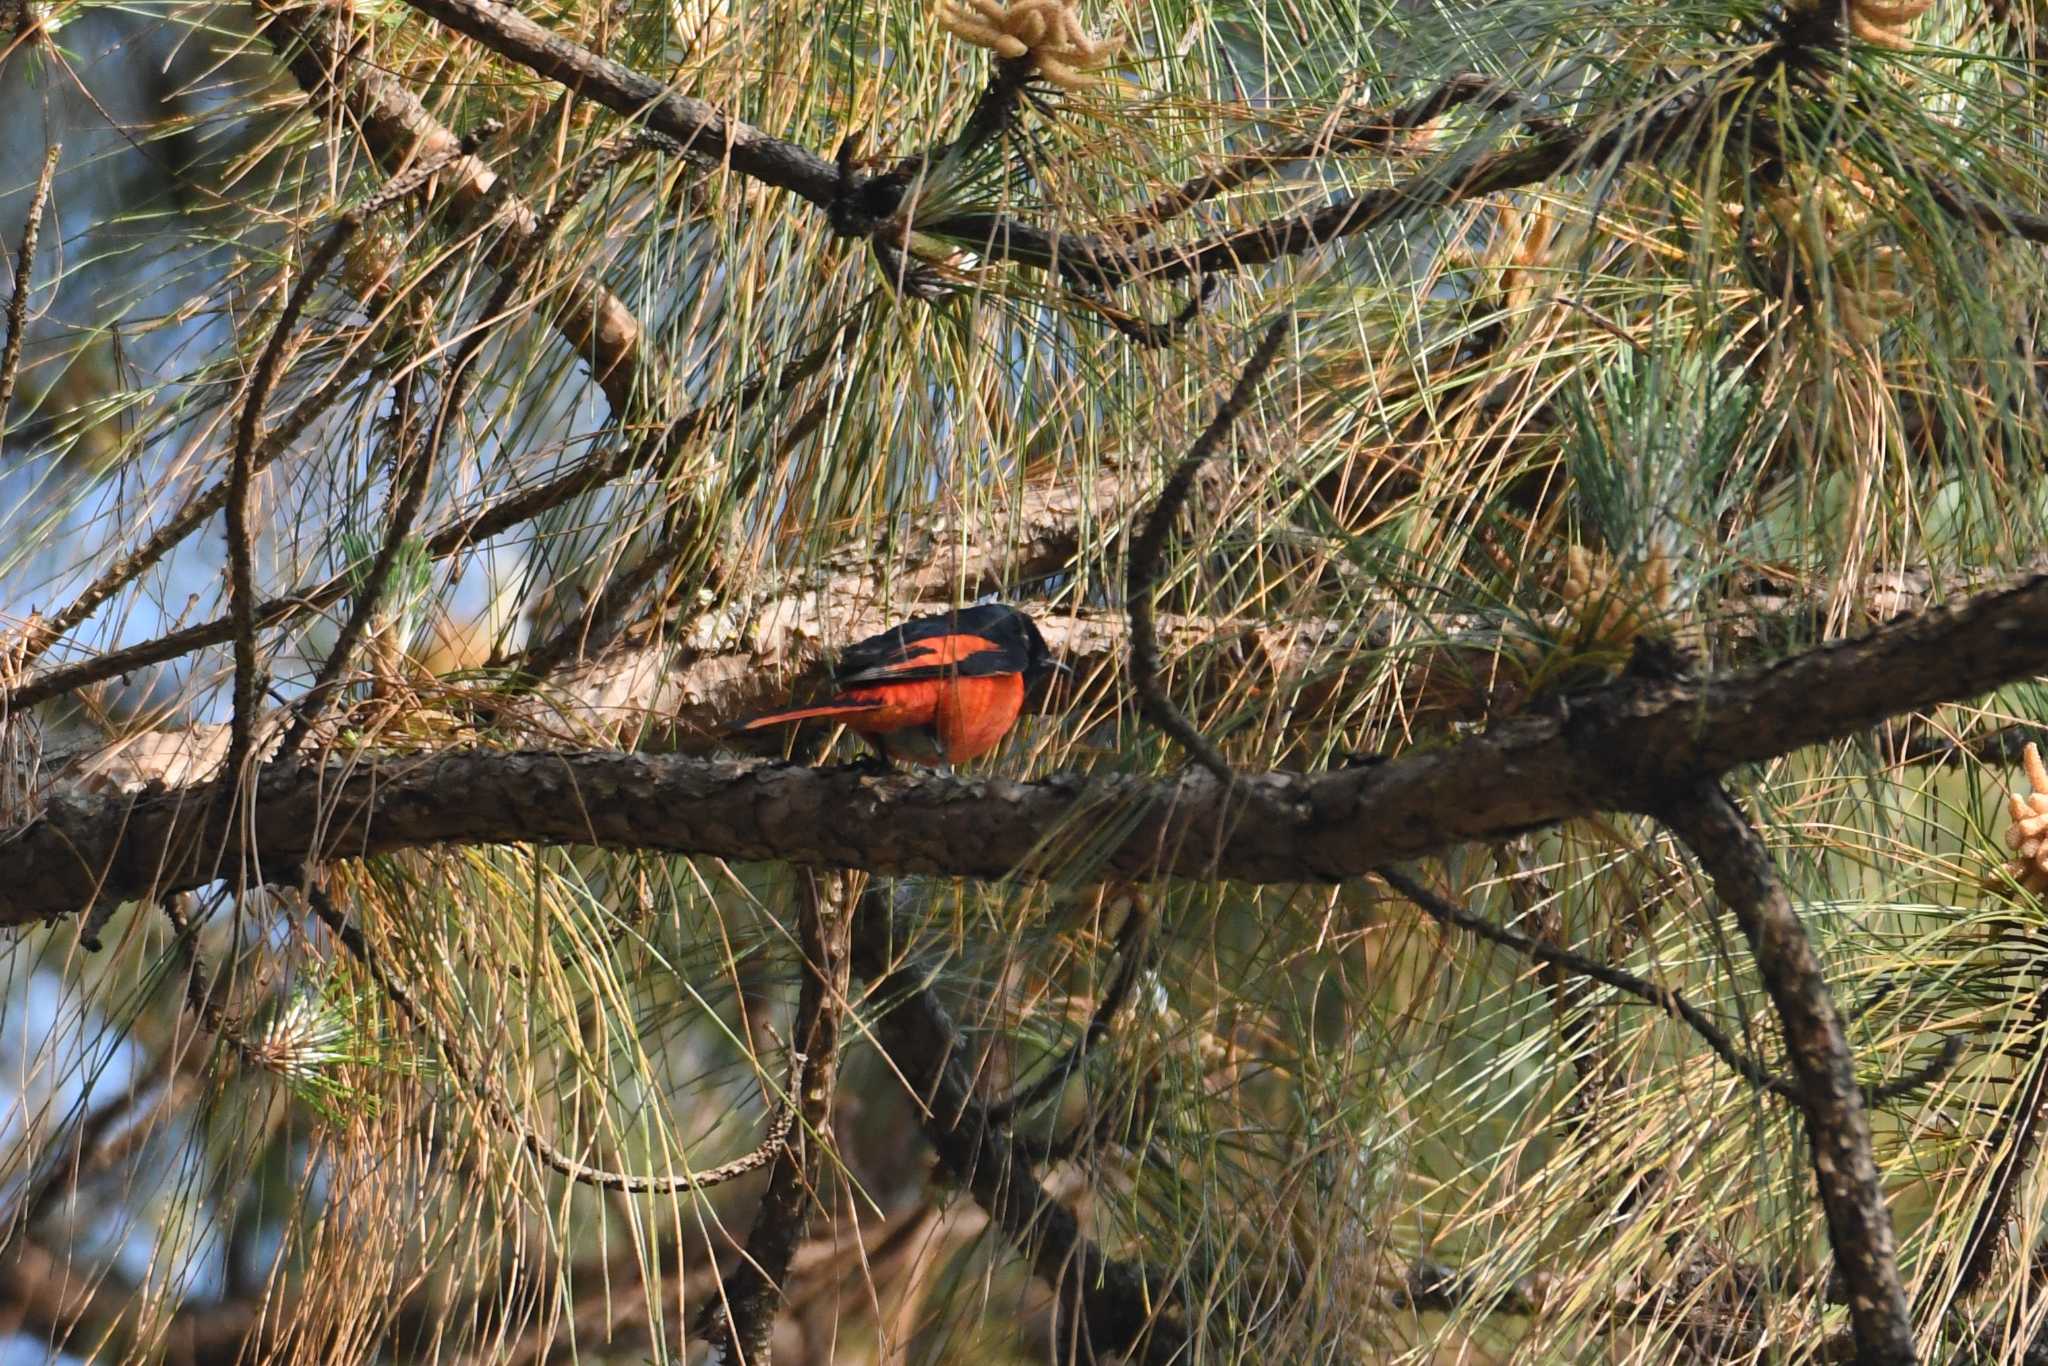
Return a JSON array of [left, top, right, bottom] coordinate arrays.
[[9, 568, 2048, 925]]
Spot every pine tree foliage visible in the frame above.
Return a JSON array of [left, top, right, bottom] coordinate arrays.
[[1, 0, 2048, 1358]]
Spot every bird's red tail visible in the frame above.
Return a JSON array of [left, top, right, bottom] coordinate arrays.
[[732, 699, 888, 732]]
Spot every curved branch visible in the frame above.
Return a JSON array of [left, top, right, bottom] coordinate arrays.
[[986, 887, 1153, 1123], [222, 220, 362, 793], [1377, 865, 1798, 1101], [1126, 316, 1289, 782], [309, 880, 799, 1192], [381, 0, 840, 206], [1657, 784, 1914, 1364], [13, 568, 2048, 924]]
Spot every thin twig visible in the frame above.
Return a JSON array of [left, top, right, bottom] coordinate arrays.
[[0, 142, 57, 440], [380, 0, 1627, 293], [1377, 865, 1799, 1101], [377, 0, 1895, 308], [220, 128, 497, 789], [1076, 276, 1215, 348], [220, 228, 357, 795], [849, 884, 1186, 1364], [1866, 1033, 1963, 1105], [278, 129, 666, 760], [381, 0, 842, 205], [1110, 74, 1545, 242], [699, 868, 852, 1361], [1658, 783, 1915, 1365], [162, 890, 243, 1038], [1949, 971, 2048, 1298], [1125, 315, 1289, 783], [307, 877, 799, 1191], [2, 313, 858, 716], [987, 888, 1153, 1123]]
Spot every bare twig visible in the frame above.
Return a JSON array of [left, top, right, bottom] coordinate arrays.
[[307, 878, 799, 1192], [374, 0, 1986, 319], [161, 890, 242, 1038], [1, 313, 856, 716], [850, 885, 1186, 1364], [1866, 1034, 1963, 1105], [699, 869, 852, 1362], [381, 0, 1661, 294], [1377, 865, 1798, 1100], [1921, 177, 2048, 247], [1110, 74, 1544, 241], [220, 229, 357, 795], [220, 129, 494, 790], [919, 111, 1638, 289], [1076, 277, 1215, 347], [1658, 783, 1915, 1365], [987, 888, 1154, 1123], [1125, 315, 1289, 783], [0, 141, 57, 439]]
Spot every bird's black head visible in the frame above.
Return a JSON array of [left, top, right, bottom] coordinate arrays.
[[960, 602, 1061, 685], [1013, 610, 1059, 685]]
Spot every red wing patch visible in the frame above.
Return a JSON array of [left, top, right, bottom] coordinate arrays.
[[834, 632, 1014, 686]]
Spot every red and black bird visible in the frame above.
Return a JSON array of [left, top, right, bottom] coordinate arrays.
[[733, 603, 1060, 766]]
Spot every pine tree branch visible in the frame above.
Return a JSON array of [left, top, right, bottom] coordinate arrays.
[[1126, 315, 1290, 783], [850, 884, 1186, 1364], [1377, 866, 1798, 1100], [373, 0, 842, 206], [0, 142, 57, 441], [11, 568, 2048, 925], [699, 869, 851, 1362], [1657, 783, 1915, 1364]]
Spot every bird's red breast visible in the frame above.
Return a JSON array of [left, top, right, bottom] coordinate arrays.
[[731, 607, 1053, 766]]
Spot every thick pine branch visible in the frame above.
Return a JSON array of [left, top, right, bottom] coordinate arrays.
[[11, 570, 2048, 923], [1660, 783, 1915, 1363]]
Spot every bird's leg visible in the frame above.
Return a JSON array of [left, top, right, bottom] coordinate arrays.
[[846, 735, 900, 775]]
